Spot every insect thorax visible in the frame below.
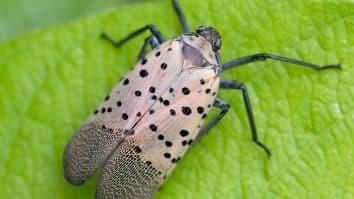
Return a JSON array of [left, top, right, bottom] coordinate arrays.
[[176, 34, 220, 72]]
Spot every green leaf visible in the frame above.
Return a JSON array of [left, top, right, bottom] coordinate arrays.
[[0, 0, 353, 198]]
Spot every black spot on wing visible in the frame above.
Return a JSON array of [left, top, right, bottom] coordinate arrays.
[[181, 106, 192, 115]]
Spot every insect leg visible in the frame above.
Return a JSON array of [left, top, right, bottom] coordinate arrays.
[[172, 0, 190, 33], [100, 24, 165, 48], [220, 79, 272, 157], [222, 53, 341, 72], [136, 35, 161, 61], [195, 98, 230, 143]]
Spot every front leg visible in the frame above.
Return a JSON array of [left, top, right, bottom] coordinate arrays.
[[136, 35, 161, 61], [222, 53, 341, 72], [101, 24, 164, 47], [100, 24, 165, 60]]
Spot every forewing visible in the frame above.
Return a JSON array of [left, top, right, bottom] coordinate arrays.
[[96, 39, 184, 129], [134, 68, 220, 176], [63, 39, 184, 185], [96, 67, 220, 198], [63, 121, 125, 184]]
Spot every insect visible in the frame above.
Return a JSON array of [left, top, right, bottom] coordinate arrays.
[[63, 0, 341, 198]]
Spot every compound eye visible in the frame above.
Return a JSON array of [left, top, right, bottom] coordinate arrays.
[[213, 38, 222, 51]]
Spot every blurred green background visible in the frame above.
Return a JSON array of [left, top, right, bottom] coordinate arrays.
[[0, 0, 150, 42]]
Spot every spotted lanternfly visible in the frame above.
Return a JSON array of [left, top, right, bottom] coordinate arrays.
[[63, 0, 341, 198]]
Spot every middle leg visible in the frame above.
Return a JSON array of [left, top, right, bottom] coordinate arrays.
[[220, 79, 272, 157]]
